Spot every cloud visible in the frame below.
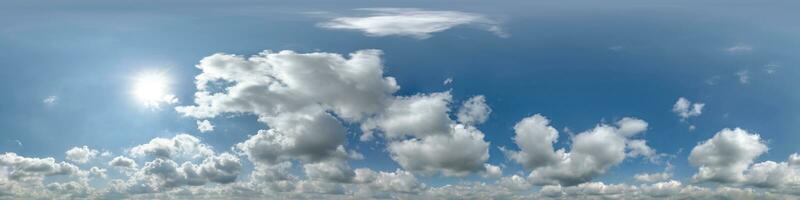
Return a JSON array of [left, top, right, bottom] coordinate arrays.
[[196, 120, 214, 133], [689, 128, 768, 183], [456, 95, 491, 125], [672, 97, 704, 121], [503, 114, 655, 186], [387, 124, 490, 176], [109, 156, 137, 169], [361, 92, 453, 140], [129, 134, 215, 160], [635, 172, 672, 183], [235, 110, 348, 165], [688, 128, 800, 189], [65, 146, 99, 164], [443, 78, 453, 85], [726, 44, 753, 53], [737, 70, 750, 84], [0, 153, 80, 182], [43, 96, 57, 105], [318, 8, 506, 39]]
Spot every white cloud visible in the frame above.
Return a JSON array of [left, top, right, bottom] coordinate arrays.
[[387, 124, 489, 176], [634, 172, 672, 183], [43, 96, 57, 105], [361, 92, 453, 139], [456, 95, 491, 125], [616, 117, 648, 137], [503, 114, 655, 186], [175, 49, 398, 122], [443, 77, 453, 85], [765, 63, 780, 74], [65, 146, 99, 164], [689, 128, 768, 183], [726, 44, 753, 53], [672, 97, 704, 121], [0, 153, 80, 182], [235, 110, 348, 165], [129, 134, 215, 160], [109, 156, 137, 169], [318, 8, 506, 39], [737, 70, 750, 84], [196, 120, 214, 133]]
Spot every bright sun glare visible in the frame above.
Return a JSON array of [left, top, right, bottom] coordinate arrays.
[[133, 71, 177, 108]]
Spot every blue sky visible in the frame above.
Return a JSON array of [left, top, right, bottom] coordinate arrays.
[[1, 0, 799, 199]]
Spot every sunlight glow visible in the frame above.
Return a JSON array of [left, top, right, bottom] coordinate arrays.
[[133, 71, 177, 108]]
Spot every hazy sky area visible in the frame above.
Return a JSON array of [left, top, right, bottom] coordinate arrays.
[[1, 0, 799, 199]]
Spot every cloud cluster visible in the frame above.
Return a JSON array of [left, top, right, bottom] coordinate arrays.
[[176, 49, 495, 180], [318, 8, 506, 39], [502, 114, 658, 186], [688, 128, 800, 189], [673, 97, 704, 121], [65, 145, 100, 164], [4, 49, 800, 199]]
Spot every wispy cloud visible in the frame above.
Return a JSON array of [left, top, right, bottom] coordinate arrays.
[[725, 44, 752, 53], [43, 95, 57, 105], [736, 70, 750, 84], [318, 8, 507, 39]]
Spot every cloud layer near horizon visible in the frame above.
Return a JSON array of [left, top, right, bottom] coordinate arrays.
[[2, 49, 799, 199]]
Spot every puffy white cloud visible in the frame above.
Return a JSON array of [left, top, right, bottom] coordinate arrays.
[[689, 128, 768, 183], [65, 146, 99, 164], [303, 160, 355, 183], [481, 164, 502, 178], [0, 153, 80, 182], [235, 110, 348, 165], [318, 8, 506, 39], [504, 114, 656, 186], [109, 156, 137, 169], [616, 117, 648, 137], [456, 95, 491, 125], [198, 153, 242, 184], [627, 139, 658, 162], [354, 168, 424, 194], [502, 114, 561, 170], [362, 92, 453, 139], [672, 97, 704, 120], [129, 134, 215, 160], [175, 49, 398, 122], [196, 120, 214, 133], [634, 172, 672, 183], [387, 124, 490, 176]]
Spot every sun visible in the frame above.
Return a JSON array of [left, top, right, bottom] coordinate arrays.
[[133, 71, 177, 108]]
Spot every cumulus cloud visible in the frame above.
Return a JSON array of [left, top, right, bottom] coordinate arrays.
[[0, 153, 80, 182], [672, 97, 704, 121], [318, 8, 506, 39], [456, 95, 491, 125], [65, 146, 99, 164], [689, 128, 768, 183], [129, 134, 215, 160], [109, 156, 137, 169], [387, 124, 490, 176], [196, 120, 214, 133], [176, 49, 493, 178], [503, 114, 655, 186], [361, 92, 453, 139], [635, 172, 672, 183]]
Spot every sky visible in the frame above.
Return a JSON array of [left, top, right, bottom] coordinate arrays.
[[1, 0, 800, 199]]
